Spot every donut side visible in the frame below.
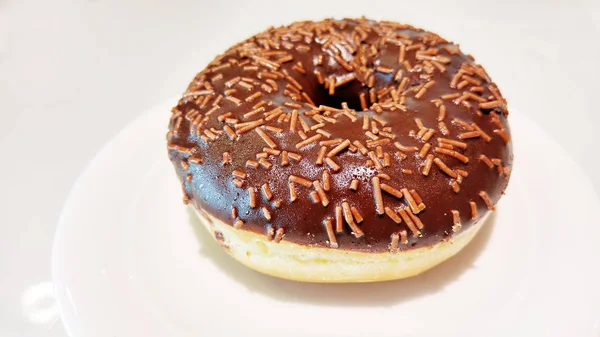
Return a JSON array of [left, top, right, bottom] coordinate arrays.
[[192, 205, 489, 282]]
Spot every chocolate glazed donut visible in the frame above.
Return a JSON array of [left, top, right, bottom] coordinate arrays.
[[166, 18, 512, 279]]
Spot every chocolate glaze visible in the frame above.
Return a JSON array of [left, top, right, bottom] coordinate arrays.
[[167, 18, 512, 253]]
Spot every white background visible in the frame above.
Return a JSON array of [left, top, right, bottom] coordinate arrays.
[[0, 0, 599, 335]]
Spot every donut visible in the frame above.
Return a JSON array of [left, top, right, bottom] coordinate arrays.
[[166, 18, 512, 283]]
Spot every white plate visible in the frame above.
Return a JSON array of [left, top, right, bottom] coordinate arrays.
[[52, 102, 600, 337]]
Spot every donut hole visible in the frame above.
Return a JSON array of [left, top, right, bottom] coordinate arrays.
[[310, 78, 365, 111]]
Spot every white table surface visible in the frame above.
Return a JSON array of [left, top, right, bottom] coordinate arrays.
[[1, 0, 599, 335]]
